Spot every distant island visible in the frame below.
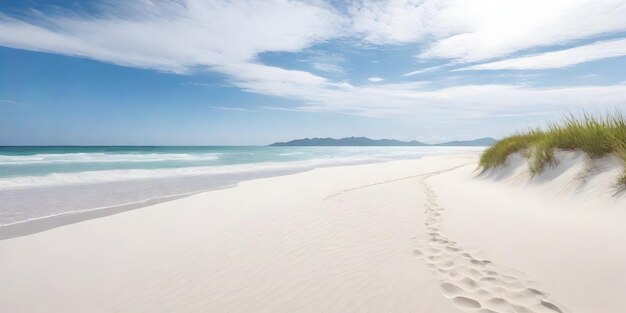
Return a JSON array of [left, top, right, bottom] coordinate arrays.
[[269, 136, 496, 147]]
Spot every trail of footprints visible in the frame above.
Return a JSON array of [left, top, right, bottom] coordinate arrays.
[[414, 175, 569, 313]]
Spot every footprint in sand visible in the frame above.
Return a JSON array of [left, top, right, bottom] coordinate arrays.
[[440, 282, 466, 298], [453, 296, 482, 309], [412, 172, 569, 313]]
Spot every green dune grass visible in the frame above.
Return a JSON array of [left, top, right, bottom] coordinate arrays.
[[480, 112, 626, 187]]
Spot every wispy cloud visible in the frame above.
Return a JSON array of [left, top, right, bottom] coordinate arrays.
[[303, 51, 346, 74], [183, 82, 232, 88], [261, 106, 306, 113], [4, 1, 625, 70], [403, 65, 447, 76], [349, 0, 626, 62], [458, 38, 626, 71], [209, 106, 255, 112], [311, 62, 344, 74], [1, 0, 625, 125], [577, 74, 601, 80], [367, 77, 383, 82], [348, 0, 438, 44], [0, 99, 23, 105], [0, 0, 345, 73], [221, 65, 626, 121]]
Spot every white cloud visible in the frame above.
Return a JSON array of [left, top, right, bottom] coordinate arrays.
[[403, 65, 447, 76], [0, 0, 345, 73], [428, 0, 626, 62], [349, 0, 448, 44], [349, 0, 626, 62], [311, 62, 344, 74], [211, 65, 626, 121], [302, 51, 346, 74], [209, 106, 255, 112], [459, 38, 626, 70], [1, 0, 626, 126], [3, 0, 626, 67], [368, 77, 384, 82]]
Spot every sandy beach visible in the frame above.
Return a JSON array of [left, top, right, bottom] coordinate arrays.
[[1, 153, 625, 313], [3, 1, 626, 312]]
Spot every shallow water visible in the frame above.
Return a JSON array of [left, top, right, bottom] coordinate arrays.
[[0, 146, 483, 226]]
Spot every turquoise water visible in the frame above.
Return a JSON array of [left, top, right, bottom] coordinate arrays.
[[0, 146, 479, 188], [0, 146, 482, 226], [0, 146, 320, 178]]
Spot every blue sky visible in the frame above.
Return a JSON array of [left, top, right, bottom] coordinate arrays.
[[1, 0, 626, 145]]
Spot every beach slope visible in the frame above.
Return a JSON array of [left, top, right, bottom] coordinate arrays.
[[1, 154, 624, 312]]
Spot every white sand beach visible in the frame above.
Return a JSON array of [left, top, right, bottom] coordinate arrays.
[[1, 153, 625, 313]]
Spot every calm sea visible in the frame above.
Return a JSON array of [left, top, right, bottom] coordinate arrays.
[[0, 146, 482, 226]]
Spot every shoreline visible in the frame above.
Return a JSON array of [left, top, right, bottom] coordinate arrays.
[[0, 187, 223, 240], [0, 155, 440, 240], [0, 147, 485, 237], [0, 168, 305, 240]]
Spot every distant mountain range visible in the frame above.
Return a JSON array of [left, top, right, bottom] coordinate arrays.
[[269, 136, 497, 147]]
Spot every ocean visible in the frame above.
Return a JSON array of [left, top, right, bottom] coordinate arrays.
[[0, 146, 482, 227]]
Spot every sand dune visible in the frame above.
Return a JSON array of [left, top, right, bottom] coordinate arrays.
[[1, 153, 624, 312], [418, 170, 568, 313], [430, 152, 626, 313]]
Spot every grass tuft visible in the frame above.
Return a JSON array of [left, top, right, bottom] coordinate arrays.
[[479, 131, 542, 169], [480, 111, 626, 188]]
